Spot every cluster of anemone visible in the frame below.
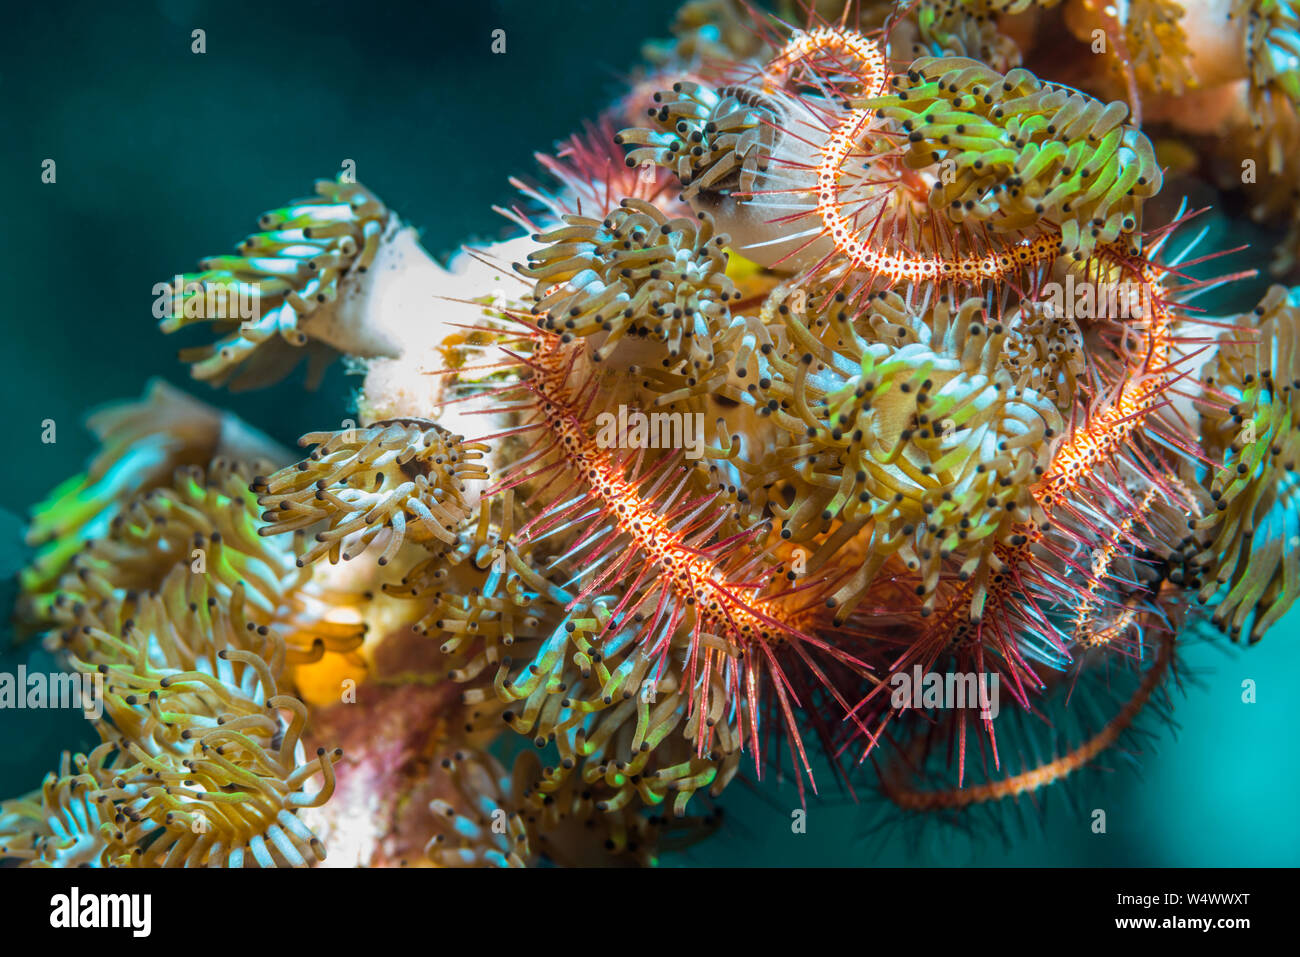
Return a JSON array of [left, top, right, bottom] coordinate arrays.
[[8, 0, 1300, 868], [616, 82, 772, 198], [1, 750, 118, 867], [425, 745, 719, 867], [31, 449, 366, 669], [253, 421, 489, 568], [912, 0, 1300, 269], [866, 56, 1161, 257], [10, 567, 340, 867], [20, 379, 285, 607], [1190, 285, 1300, 642], [159, 177, 456, 394], [1235, 0, 1300, 137], [396, 481, 748, 812], [913, 0, 1197, 93], [381, 498, 733, 865], [518, 197, 740, 372], [159, 180, 392, 389], [751, 287, 1069, 620]]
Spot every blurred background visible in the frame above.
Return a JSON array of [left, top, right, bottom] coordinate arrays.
[[0, 0, 1295, 866]]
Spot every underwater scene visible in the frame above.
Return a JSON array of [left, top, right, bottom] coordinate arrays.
[[1, 0, 1298, 870]]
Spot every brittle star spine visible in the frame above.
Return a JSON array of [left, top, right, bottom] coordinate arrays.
[[771, 27, 1129, 287], [883, 629, 1174, 810], [490, 332, 855, 786]]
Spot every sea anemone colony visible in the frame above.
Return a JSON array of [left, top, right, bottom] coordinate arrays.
[[6, 0, 1300, 867]]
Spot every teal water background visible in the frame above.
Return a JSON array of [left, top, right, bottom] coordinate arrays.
[[0, 0, 1296, 866]]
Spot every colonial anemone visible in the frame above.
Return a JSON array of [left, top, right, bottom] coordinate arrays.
[[20, 379, 286, 612], [1191, 285, 1300, 642], [160, 177, 453, 391], [21, 568, 341, 868], [516, 197, 740, 373], [754, 287, 1072, 621], [253, 421, 489, 568]]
